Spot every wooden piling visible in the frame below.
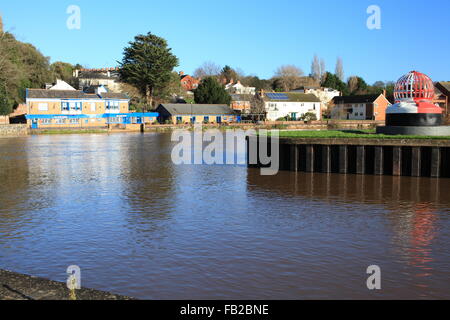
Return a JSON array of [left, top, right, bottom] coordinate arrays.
[[306, 145, 314, 172], [411, 147, 421, 177], [290, 145, 299, 172], [322, 145, 331, 173], [339, 146, 348, 174], [393, 147, 402, 176], [431, 147, 441, 178], [356, 146, 366, 175], [374, 146, 384, 175]]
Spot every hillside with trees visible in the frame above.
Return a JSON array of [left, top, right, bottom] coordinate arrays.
[[0, 27, 81, 115]]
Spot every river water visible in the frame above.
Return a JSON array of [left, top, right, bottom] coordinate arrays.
[[0, 133, 449, 299]]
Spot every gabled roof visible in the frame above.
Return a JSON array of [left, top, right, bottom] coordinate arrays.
[[27, 89, 87, 99], [333, 94, 381, 104], [158, 104, 235, 115], [263, 93, 321, 103], [27, 89, 129, 100]]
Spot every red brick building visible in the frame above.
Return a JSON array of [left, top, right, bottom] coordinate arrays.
[[180, 72, 200, 91]]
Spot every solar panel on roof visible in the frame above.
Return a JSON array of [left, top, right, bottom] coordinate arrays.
[[266, 92, 289, 100]]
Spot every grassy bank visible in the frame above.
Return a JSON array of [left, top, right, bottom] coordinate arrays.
[[276, 130, 450, 140]]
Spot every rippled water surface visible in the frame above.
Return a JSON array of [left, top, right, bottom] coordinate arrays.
[[0, 133, 449, 299]]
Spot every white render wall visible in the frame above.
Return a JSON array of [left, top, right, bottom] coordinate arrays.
[[265, 101, 321, 121]]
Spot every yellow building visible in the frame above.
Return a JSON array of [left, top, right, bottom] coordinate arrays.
[[25, 82, 158, 128]]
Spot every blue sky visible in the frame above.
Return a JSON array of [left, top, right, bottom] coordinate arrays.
[[1, 0, 449, 84]]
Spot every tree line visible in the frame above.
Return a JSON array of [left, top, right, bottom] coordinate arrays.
[[0, 25, 394, 115]]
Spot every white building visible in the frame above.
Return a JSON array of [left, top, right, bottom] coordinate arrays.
[[291, 86, 340, 105], [225, 81, 256, 95], [262, 92, 322, 121], [74, 68, 122, 93], [48, 79, 76, 91]]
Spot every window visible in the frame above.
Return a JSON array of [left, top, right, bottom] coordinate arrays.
[[90, 103, 96, 112], [70, 118, 79, 124], [38, 103, 48, 111], [55, 118, 66, 124], [106, 101, 120, 111], [108, 117, 121, 123], [41, 118, 51, 124], [62, 102, 69, 111]]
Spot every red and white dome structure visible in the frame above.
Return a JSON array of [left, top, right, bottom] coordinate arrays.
[[386, 71, 442, 126]]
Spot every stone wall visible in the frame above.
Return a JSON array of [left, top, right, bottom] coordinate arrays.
[[0, 124, 29, 137], [0, 116, 9, 125]]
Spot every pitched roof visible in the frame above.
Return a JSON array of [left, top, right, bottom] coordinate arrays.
[[436, 82, 450, 95], [100, 92, 129, 99], [158, 104, 235, 115], [27, 89, 129, 100], [333, 94, 381, 104], [231, 94, 252, 101], [27, 89, 87, 99], [263, 93, 321, 103]]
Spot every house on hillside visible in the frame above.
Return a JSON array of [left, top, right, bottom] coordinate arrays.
[[74, 68, 122, 93], [331, 93, 391, 121], [225, 81, 256, 95], [180, 72, 200, 91], [291, 86, 340, 105], [156, 104, 239, 124], [261, 92, 322, 121], [230, 94, 252, 114], [25, 80, 158, 129]]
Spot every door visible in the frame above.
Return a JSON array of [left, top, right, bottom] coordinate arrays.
[[216, 116, 222, 124], [31, 119, 38, 129]]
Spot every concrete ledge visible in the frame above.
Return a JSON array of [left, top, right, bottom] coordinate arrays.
[[272, 137, 450, 147], [0, 269, 134, 300], [376, 126, 450, 136]]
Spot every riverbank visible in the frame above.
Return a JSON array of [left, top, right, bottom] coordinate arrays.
[[0, 269, 133, 300], [0, 120, 383, 136]]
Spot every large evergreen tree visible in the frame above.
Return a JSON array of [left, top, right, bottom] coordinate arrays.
[[119, 32, 179, 109], [321, 72, 349, 95], [194, 77, 231, 104]]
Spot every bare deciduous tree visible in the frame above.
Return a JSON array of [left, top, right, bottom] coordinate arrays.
[[249, 94, 266, 116], [273, 65, 304, 91], [311, 55, 326, 82], [193, 61, 221, 79], [335, 57, 344, 81]]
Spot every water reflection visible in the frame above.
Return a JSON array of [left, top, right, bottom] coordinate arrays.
[[0, 133, 449, 299], [247, 170, 450, 298]]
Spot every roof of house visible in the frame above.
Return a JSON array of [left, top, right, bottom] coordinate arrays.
[[263, 93, 321, 103], [100, 92, 129, 99], [158, 104, 235, 115], [27, 89, 129, 100], [333, 94, 382, 104], [436, 82, 450, 95], [27, 89, 87, 99], [231, 94, 252, 101]]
